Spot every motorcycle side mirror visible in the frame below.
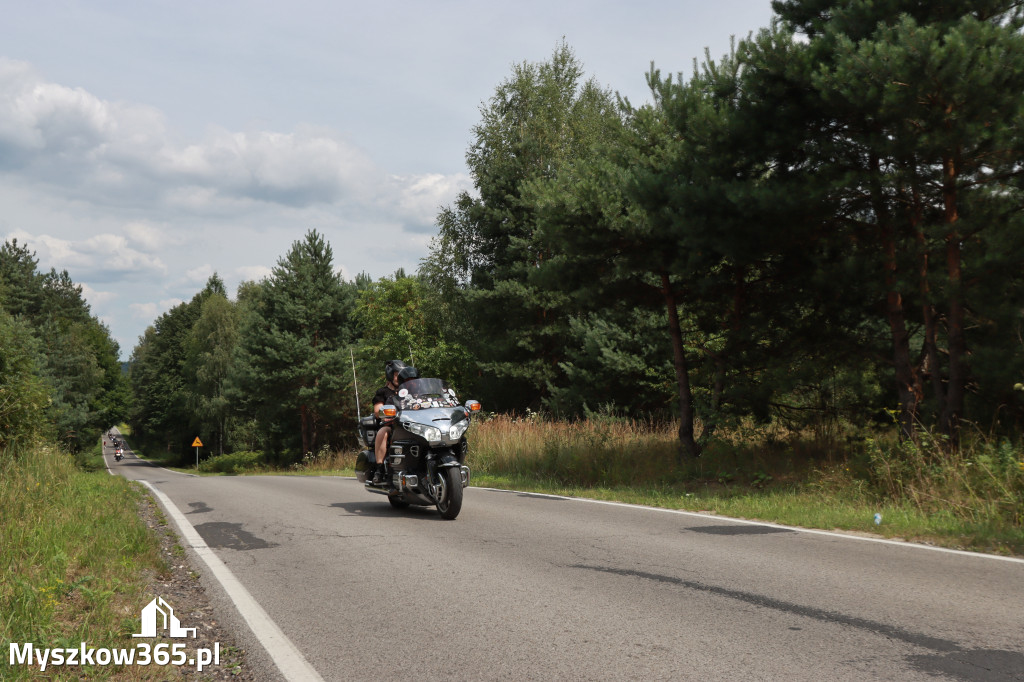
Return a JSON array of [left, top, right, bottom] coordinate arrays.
[[465, 400, 481, 412]]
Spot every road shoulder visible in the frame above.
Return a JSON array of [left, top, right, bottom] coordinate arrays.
[[135, 487, 260, 681]]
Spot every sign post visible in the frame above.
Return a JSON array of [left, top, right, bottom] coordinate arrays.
[[192, 437, 203, 470]]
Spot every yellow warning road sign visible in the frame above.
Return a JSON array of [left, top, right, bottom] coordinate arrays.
[[192, 437, 203, 447]]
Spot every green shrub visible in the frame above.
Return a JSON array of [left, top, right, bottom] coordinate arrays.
[[73, 441, 106, 472], [198, 450, 265, 474]]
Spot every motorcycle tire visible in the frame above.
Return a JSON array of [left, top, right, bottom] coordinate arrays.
[[435, 467, 463, 520]]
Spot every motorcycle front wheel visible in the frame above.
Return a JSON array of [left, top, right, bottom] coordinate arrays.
[[434, 467, 463, 520]]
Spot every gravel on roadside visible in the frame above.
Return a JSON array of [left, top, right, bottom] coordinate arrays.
[[135, 491, 260, 681]]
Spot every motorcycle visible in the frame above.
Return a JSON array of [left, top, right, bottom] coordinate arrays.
[[114, 448, 123, 462], [355, 377, 480, 520]]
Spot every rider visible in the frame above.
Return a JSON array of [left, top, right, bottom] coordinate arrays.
[[370, 359, 418, 484]]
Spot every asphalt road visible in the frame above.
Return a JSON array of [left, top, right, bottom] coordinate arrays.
[[103, 434, 1024, 681]]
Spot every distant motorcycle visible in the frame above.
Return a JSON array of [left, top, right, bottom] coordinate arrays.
[[355, 377, 479, 520], [114, 448, 123, 462]]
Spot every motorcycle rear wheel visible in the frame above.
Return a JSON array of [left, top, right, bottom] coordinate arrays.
[[435, 467, 463, 520]]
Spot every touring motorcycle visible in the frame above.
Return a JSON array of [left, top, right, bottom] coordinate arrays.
[[355, 377, 479, 520]]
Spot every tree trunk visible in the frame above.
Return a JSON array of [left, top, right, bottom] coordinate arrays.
[[300, 404, 311, 455], [661, 274, 701, 459], [872, 155, 920, 439], [698, 268, 742, 444], [884, 258, 919, 439], [939, 153, 965, 444], [698, 357, 725, 445], [911, 183, 945, 416]]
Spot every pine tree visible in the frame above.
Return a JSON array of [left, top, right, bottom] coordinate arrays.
[[229, 230, 356, 460]]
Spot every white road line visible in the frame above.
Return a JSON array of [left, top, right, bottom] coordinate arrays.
[[475, 487, 1024, 565], [138, 480, 325, 682]]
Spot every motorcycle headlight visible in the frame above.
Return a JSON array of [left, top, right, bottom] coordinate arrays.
[[449, 420, 470, 441], [404, 421, 443, 444]]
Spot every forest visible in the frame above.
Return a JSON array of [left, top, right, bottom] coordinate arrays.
[[0, 240, 128, 454], [3, 0, 1024, 470]]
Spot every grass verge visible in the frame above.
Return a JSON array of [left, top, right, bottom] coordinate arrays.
[[466, 414, 1024, 557], [1, 440, 170, 680]]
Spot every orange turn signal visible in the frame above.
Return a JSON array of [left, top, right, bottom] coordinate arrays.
[[381, 406, 397, 418]]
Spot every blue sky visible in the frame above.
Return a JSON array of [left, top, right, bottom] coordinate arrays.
[[0, 0, 777, 357]]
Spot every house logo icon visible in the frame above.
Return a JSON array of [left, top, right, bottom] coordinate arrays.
[[132, 597, 197, 638]]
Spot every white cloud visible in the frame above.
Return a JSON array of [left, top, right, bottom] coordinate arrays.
[[0, 58, 166, 171], [391, 172, 473, 231], [6, 229, 168, 282], [130, 297, 183, 321], [0, 59, 463, 231], [124, 221, 171, 251], [184, 263, 214, 284], [157, 126, 385, 208], [129, 302, 158, 320], [79, 282, 117, 306], [235, 265, 272, 282]]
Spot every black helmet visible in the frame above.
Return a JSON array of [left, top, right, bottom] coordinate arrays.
[[397, 366, 420, 383], [385, 359, 408, 384]]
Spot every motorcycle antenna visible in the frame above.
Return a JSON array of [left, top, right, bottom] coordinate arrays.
[[350, 347, 361, 421]]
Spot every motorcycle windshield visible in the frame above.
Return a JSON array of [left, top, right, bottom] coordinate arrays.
[[396, 378, 459, 410]]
